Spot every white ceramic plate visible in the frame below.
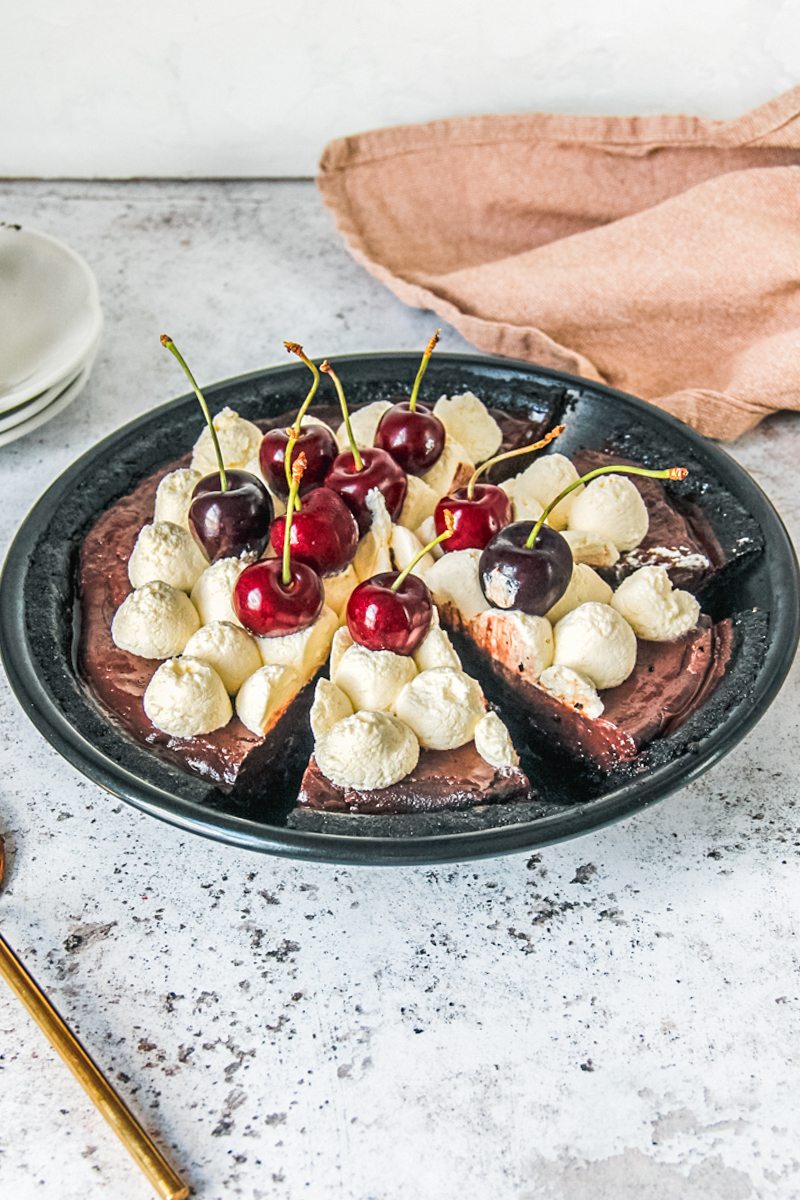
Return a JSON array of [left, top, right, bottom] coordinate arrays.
[[0, 328, 101, 433], [0, 224, 102, 412], [0, 356, 94, 447]]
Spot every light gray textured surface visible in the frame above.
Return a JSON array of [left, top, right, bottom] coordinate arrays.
[[0, 181, 798, 1200]]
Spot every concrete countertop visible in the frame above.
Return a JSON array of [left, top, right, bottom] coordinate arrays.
[[1, 181, 798, 1200]]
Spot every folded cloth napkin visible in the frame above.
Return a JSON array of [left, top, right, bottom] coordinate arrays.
[[318, 89, 800, 440]]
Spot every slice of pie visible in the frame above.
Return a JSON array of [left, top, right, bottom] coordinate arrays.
[[296, 620, 534, 814], [424, 546, 735, 772]]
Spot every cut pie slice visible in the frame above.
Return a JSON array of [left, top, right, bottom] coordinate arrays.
[[296, 620, 534, 815], [438, 597, 734, 772]]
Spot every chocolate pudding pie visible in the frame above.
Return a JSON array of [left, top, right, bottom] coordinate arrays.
[[77, 339, 757, 821]]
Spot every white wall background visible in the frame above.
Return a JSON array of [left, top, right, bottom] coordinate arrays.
[[1, 0, 797, 179]]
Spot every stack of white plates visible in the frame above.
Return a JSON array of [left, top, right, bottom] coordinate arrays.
[[0, 223, 102, 446]]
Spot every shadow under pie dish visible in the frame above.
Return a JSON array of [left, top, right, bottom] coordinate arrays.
[[0, 353, 796, 863]]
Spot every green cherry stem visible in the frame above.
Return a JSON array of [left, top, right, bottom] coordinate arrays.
[[466, 424, 565, 500], [282, 442, 306, 587], [161, 334, 227, 492], [391, 510, 454, 591], [283, 341, 321, 436], [320, 360, 363, 472], [408, 328, 441, 412], [525, 464, 689, 549]]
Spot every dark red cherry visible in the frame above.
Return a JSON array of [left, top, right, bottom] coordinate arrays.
[[478, 521, 572, 616], [325, 447, 407, 536], [233, 559, 323, 638], [259, 423, 337, 498], [434, 483, 512, 553], [189, 469, 273, 564], [374, 401, 445, 476], [346, 571, 433, 655], [270, 486, 358, 577]]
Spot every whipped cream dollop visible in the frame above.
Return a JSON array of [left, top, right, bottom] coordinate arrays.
[[425, 548, 490, 620], [420, 435, 473, 498], [414, 516, 443, 559], [315, 710, 420, 790], [538, 664, 604, 719], [323, 564, 359, 618], [611, 565, 700, 641], [309, 678, 354, 738], [499, 480, 543, 523], [474, 711, 520, 768], [128, 521, 208, 592], [143, 656, 232, 737], [190, 556, 251, 626], [353, 490, 393, 581], [236, 664, 301, 736], [154, 468, 202, 529], [568, 475, 649, 552], [336, 400, 393, 451], [503, 453, 583, 530], [469, 610, 554, 680], [412, 623, 461, 672], [393, 666, 485, 750], [432, 392, 502, 465], [553, 601, 637, 690], [191, 407, 262, 475], [183, 620, 261, 694], [257, 606, 338, 675], [333, 642, 418, 712], [398, 474, 439, 530], [545, 562, 613, 624], [112, 581, 200, 659], [390, 525, 434, 577], [561, 529, 621, 569], [329, 625, 354, 677]]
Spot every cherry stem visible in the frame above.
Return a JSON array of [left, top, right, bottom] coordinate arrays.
[[320, 360, 363, 471], [525, 464, 689, 549], [283, 341, 320, 437], [161, 334, 227, 492], [408, 328, 441, 413], [466, 424, 565, 500], [391, 510, 454, 591], [282, 442, 307, 587]]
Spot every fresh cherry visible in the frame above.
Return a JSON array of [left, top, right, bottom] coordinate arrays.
[[375, 402, 445, 476], [259, 342, 337, 497], [479, 521, 573, 616], [374, 330, 445, 475], [233, 558, 323, 638], [434, 483, 511, 552], [270, 485, 358, 576], [319, 360, 407, 535], [346, 572, 433, 656], [345, 513, 454, 654], [325, 447, 407, 535], [161, 335, 274, 563], [190, 469, 273, 563], [233, 444, 323, 637], [259, 424, 337, 498], [479, 461, 689, 616]]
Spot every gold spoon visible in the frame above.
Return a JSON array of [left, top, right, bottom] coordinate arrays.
[[0, 837, 189, 1199]]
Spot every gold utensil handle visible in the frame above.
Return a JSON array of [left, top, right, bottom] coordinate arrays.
[[0, 931, 188, 1200]]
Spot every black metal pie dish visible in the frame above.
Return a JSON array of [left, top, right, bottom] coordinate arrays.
[[1, 354, 797, 865]]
